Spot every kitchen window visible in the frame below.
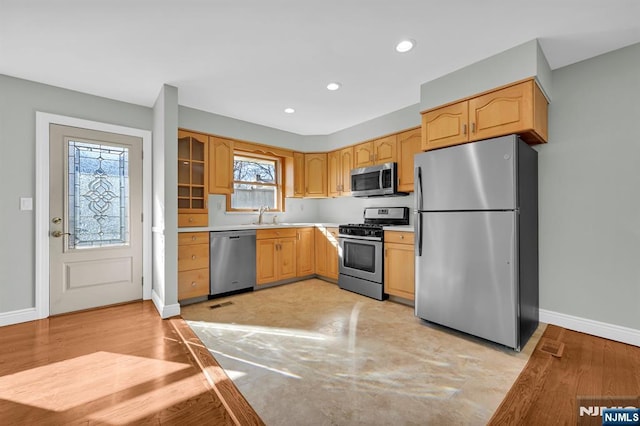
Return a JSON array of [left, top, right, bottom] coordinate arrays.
[[228, 153, 283, 211]]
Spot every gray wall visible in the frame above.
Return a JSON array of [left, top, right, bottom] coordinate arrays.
[[539, 42, 640, 329], [420, 39, 549, 110], [0, 74, 152, 313], [179, 106, 314, 151]]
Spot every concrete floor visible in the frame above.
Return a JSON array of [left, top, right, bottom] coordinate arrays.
[[182, 279, 543, 426]]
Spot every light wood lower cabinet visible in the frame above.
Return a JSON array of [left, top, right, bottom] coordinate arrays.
[[296, 227, 315, 276], [178, 232, 210, 300], [384, 231, 415, 301], [256, 228, 297, 285], [315, 227, 339, 280]]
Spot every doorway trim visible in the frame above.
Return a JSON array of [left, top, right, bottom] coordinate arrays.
[[35, 112, 152, 319]]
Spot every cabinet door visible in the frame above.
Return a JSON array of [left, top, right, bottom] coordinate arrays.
[[304, 153, 327, 197], [278, 237, 297, 280], [468, 80, 534, 142], [314, 227, 327, 276], [384, 242, 415, 300], [293, 152, 305, 197], [325, 227, 339, 280], [373, 135, 397, 164], [178, 130, 208, 214], [422, 101, 469, 151], [296, 228, 315, 276], [339, 147, 353, 195], [178, 243, 209, 271], [256, 239, 277, 285], [397, 128, 421, 192], [353, 142, 374, 168], [209, 136, 234, 194], [178, 268, 209, 300], [327, 150, 340, 197]]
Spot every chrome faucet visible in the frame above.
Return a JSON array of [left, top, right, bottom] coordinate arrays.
[[258, 205, 269, 224]]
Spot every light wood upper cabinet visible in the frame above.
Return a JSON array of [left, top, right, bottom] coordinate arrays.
[[353, 142, 374, 168], [327, 147, 354, 197], [373, 135, 397, 164], [384, 231, 415, 301], [421, 79, 548, 151], [296, 227, 315, 277], [422, 101, 469, 151], [396, 128, 421, 192], [304, 153, 327, 198], [339, 147, 353, 195], [327, 150, 340, 198], [293, 152, 305, 197], [178, 130, 208, 228], [209, 136, 234, 194], [285, 152, 305, 198]]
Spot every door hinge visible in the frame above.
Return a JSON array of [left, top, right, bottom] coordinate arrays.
[[141, 276, 144, 287], [141, 212, 144, 222], [141, 150, 144, 160]]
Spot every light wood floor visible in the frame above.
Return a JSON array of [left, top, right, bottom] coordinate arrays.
[[490, 324, 640, 425], [0, 301, 263, 425]]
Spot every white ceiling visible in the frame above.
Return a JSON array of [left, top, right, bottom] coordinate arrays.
[[2, 1, 640, 135]]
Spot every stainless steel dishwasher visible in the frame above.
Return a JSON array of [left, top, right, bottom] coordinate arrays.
[[210, 230, 257, 296]]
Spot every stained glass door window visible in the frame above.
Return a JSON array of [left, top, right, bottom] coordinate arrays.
[[67, 141, 129, 249]]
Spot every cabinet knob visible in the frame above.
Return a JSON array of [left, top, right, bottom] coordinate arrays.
[[462, 124, 467, 135], [189, 217, 194, 222], [192, 236, 197, 241], [400, 235, 404, 239], [191, 282, 197, 287], [192, 255, 196, 260], [471, 122, 476, 133]]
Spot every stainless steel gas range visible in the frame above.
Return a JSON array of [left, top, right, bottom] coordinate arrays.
[[338, 207, 409, 300]]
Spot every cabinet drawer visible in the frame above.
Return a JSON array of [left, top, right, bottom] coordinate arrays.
[[179, 232, 209, 246], [178, 243, 209, 271], [178, 213, 208, 228], [385, 231, 414, 245], [256, 228, 297, 240], [178, 268, 209, 300]]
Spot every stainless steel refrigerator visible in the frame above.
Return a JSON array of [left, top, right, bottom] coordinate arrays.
[[414, 134, 538, 351]]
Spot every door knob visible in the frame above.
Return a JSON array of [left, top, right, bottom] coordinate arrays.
[[51, 230, 71, 238]]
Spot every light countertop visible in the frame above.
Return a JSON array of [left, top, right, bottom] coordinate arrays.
[[179, 223, 342, 232]]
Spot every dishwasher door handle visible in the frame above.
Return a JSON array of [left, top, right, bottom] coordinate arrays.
[[229, 236, 240, 239]]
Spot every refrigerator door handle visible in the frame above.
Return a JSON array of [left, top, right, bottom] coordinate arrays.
[[414, 166, 423, 256], [415, 213, 422, 256], [414, 166, 423, 211]]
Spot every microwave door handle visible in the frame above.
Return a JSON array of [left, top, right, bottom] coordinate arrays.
[[379, 170, 384, 190]]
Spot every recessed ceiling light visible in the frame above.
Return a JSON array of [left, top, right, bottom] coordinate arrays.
[[326, 82, 342, 91], [395, 39, 416, 53], [284, 107, 295, 114]]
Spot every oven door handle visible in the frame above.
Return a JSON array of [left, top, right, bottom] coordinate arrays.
[[338, 234, 382, 242]]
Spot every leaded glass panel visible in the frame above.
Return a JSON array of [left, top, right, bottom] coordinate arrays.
[[68, 141, 129, 249]]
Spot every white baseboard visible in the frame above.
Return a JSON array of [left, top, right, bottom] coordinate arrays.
[[151, 290, 181, 319], [0, 307, 39, 327], [539, 309, 640, 347]]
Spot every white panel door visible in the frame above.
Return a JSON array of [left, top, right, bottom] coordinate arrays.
[[49, 124, 143, 315]]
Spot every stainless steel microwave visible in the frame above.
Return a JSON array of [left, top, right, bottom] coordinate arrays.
[[350, 162, 406, 197]]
